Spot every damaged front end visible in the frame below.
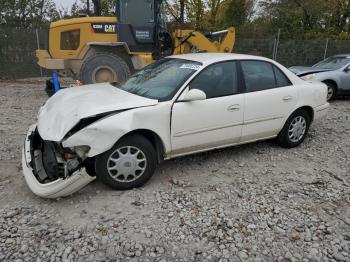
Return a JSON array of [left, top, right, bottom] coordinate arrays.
[[22, 84, 159, 198], [22, 125, 95, 198]]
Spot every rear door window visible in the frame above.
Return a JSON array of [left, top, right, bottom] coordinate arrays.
[[240, 60, 292, 92], [273, 66, 292, 87], [241, 61, 275, 92]]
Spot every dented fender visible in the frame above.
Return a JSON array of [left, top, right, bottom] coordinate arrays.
[[63, 102, 173, 157]]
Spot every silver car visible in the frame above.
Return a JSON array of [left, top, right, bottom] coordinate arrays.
[[289, 55, 350, 101]]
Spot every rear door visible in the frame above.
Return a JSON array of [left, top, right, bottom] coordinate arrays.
[[240, 60, 298, 141], [171, 61, 244, 156]]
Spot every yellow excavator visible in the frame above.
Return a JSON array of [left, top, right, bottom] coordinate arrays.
[[36, 0, 236, 84]]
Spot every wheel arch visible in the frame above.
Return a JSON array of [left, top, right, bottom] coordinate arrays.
[[322, 79, 338, 91], [293, 106, 314, 123], [277, 105, 314, 148], [120, 129, 166, 163]]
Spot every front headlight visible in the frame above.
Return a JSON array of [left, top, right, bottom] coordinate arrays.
[[301, 73, 316, 81]]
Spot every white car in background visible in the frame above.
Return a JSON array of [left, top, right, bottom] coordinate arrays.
[[22, 53, 329, 198]]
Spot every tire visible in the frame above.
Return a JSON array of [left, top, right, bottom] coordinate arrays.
[[83, 158, 96, 177], [95, 134, 157, 190], [277, 110, 310, 148], [324, 81, 336, 101], [79, 52, 131, 84]]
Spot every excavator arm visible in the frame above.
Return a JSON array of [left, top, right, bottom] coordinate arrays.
[[172, 27, 235, 55]]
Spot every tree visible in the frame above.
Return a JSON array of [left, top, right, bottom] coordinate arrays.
[[0, 0, 58, 28], [67, 0, 115, 18], [259, 0, 350, 39], [325, 0, 350, 33], [186, 0, 205, 30], [207, 0, 224, 29], [223, 0, 256, 28], [179, 0, 186, 23], [165, 0, 187, 26]]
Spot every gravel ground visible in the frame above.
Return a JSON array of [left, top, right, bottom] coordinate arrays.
[[0, 80, 349, 262]]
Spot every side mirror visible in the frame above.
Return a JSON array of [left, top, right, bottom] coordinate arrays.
[[178, 89, 206, 102], [344, 66, 350, 72]]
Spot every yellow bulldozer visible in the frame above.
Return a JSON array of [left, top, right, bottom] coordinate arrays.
[[36, 0, 236, 84]]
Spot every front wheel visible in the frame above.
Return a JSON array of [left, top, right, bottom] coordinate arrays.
[[325, 82, 336, 101], [95, 135, 157, 190], [277, 110, 310, 148]]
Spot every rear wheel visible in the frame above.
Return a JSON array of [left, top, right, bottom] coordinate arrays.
[[277, 110, 310, 148], [79, 52, 131, 84], [95, 135, 157, 190]]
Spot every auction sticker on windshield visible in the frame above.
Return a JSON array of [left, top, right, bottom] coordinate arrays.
[[180, 64, 202, 70]]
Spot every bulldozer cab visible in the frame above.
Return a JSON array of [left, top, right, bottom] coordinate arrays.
[[36, 0, 235, 85], [117, 0, 171, 54]]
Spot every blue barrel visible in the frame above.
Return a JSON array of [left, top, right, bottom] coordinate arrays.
[[52, 72, 61, 93]]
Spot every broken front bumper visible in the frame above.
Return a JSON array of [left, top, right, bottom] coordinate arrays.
[[22, 125, 95, 199]]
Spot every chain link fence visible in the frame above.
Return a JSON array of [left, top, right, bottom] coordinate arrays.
[[0, 26, 49, 79], [228, 29, 350, 67], [236, 38, 350, 67], [1, 26, 350, 79]]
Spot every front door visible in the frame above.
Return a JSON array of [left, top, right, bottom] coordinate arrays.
[[171, 61, 244, 156], [339, 63, 350, 92]]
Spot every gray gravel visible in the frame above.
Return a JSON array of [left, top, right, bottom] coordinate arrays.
[[0, 80, 349, 262]]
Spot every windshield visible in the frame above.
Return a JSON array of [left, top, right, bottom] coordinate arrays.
[[119, 0, 154, 25], [313, 56, 350, 70], [121, 58, 202, 101]]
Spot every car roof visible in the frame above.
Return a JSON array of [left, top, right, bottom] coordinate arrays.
[[331, 54, 350, 58], [168, 52, 304, 85], [168, 53, 271, 65]]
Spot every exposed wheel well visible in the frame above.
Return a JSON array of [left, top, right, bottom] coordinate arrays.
[[322, 80, 338, 92], [121, 129, 165, 163], [294, 106, 314, 122]]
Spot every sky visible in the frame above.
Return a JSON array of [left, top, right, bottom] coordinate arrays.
[[54, 0, 76, 9]]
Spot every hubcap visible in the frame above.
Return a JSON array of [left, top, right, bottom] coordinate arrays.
[[92, 66, 117, 83], [288, 116, 307, 143], [107, 146, 147, 183], [327, 86, 333, 101]]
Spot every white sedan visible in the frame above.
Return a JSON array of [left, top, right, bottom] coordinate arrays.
[[22, 53, 329, 198]]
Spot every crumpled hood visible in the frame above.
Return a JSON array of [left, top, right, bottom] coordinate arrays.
[[37, 83, 158, 141], [289, 66, 332, 76]]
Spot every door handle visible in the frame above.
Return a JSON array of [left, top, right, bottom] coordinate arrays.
[[283, 96, 293, 101], [227, 105, 240, 112]]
